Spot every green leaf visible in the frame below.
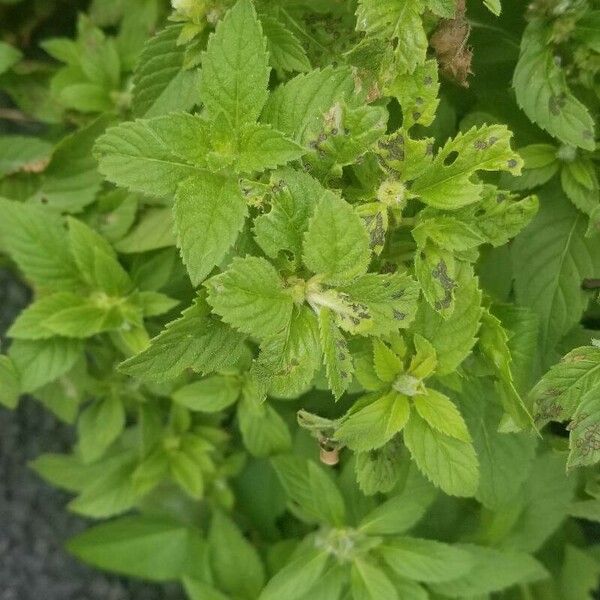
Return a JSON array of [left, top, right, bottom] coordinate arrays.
[[68, 217, 131, 295], [356, 0, 427, 74], [357, 467, 435, 534], [67, 516, 206, 582], [413, 388, 471, 443], [238, 396, 292, 457], [115, 207, 176, 253], [206, 256, 293, 338], [260, 12, 311, 73], [10, 338, 83, 393], [455, 186, 538, 248], [78, 396, 125, 463], [119, 296, 245, 382], [94, 114, 209, 198], [200, 0, 270, 127], [567, 387, 600, 469], [0, 135, 52, 177], [132, 25, 201, 117], [428, 545, 547, 597], [403, 411, 479, 497], [414, 266, 483, 374], [209, 511, 265, 599], [561, 157, 600, 216], [386, 59, 439, 128], [230, 123, 305, 173], [259, 547, 331, 600], [513, 20, 595, 150], [336, 273, 420, 335], [183, 579, 229, 600], [355, 439, 404, 495], [174, 174, 248, 286], [351, 558, 398, 600], [37, 115, 111, 213], [254, 168, 326, 261], [414, 243, 457, 316], [303, 194, 371, 284], [560, 545, 600, 600], [262, 66, 354, 143], [0, 40, 22, 74], [318, 307, 353, 399], [260, 306, 321, 398], [512, 187, 600, 354], [411, 125, 522, 209], [0, 199, 81, 292], [271, 455, 346, 526], [573, 11, 600, 52], [0, 355, 20, 409], [372, 339, 403, 382], [379, 537, 475, 583], [458, 378, 536, 510], [335, 392, 410, 452], [172, 376, 241, 412]]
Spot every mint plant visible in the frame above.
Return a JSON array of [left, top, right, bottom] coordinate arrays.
[[1, 0, 600, 597]]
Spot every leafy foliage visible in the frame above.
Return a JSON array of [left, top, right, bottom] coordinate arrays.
[[1, 0, 600, 597]]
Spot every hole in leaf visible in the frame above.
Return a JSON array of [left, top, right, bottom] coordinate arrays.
[[443, 150, 459, 166]]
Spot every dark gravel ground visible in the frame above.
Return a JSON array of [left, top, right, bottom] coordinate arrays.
[[0, 269, 184, 600]]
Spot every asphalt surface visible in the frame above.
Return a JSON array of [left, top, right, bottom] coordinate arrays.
[[0, 268, 184, 600]]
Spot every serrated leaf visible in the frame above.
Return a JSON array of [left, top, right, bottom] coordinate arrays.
[[335, 391, 410, 452], [530, 345, 600, 426], [260, 12, 311, 73], [351, 558, 398, 600], [132, 24, 201, 117], [513, 20, 595, 150], [259, 547, 331, 600], [200, 0, 270, 127], [411, 125, 522, 209], [414, 266, 483, 374], [174, 174, 247, 286], [372, 339, 403, 382], [318, 307, 353, 399], [561, 157, 600, 216], [67, 516, 206, 582], [567, 387, 600, 469], [355, 439, 404, 495], [336, 273, 420, 335], [428, 545, 547, 597], [387, 59, 439, 128], [254, 168, 326, 261], [413, 388, 471, 443], [231, 123, 305, 173], [303, 194, 371, 285], [356, 0, 427, 74], [209, 511, 265, 599], [0, 199, 81, 292], [94, 113, 210, 198], [78, 396, 125, 463], [403, 411, 479, 497], [238, 396, 292, 457], [206, 256, 293, 338], [119, 296, 245, 381], [115, 207, 176, 254], [262, 66, 354, 143], [414, 243, 457, 316], [271, 455, 346, 526], [512, 186, 600, 354], [260, 306, 321, 398], [455, 186, 538, 247], [172, 375, 241, 412], [379, 537, 475, 583], [458, 378, 536, 509], [10, 337, 83, 393]]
